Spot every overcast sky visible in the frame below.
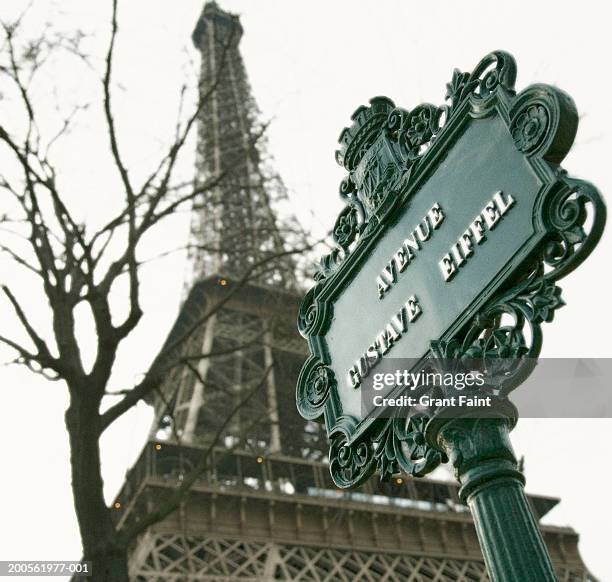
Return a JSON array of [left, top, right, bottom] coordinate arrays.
[[1, 1, 611, 580]]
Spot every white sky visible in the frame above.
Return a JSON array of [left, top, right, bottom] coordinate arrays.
[[1, 1, 611, 580]]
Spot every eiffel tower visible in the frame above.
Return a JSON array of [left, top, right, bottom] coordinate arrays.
[[115, 3, 594, 580]]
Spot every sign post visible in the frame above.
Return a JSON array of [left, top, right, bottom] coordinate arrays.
[[296, 52, 605, 580]]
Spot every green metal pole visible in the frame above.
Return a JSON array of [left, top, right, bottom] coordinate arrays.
[[428, 408, 557, 582]]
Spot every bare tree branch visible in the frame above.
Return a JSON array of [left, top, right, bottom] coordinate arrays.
[[102, 0, 134, 203], [1, 285, 59, 368], [98, 242, 313, 432]]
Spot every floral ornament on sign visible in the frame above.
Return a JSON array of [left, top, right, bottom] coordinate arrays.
[[371, 413, 446, 482], [333, 205, 360, 250], [395, 414, 446, 477], [511, 104, 549, 153], [306, 365, 336, 407], [480, 328, 528, 359], [445, 69, 477, 113], [406, 108, 434, 148], [530, 279, 565, 323]]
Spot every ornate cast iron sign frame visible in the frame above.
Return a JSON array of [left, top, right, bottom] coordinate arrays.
[[296, 51, 605, 489]]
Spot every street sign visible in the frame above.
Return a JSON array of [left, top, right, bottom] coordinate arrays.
[[296, 51, 605, 487]]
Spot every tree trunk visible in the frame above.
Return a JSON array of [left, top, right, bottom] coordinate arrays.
[[65, 397, 130, 582], [73, 550, 129, 582]]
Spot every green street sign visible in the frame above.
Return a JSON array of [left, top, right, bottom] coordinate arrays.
[[296, 51, 605, 487]]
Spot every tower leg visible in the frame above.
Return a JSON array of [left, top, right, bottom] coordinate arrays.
[[184, 314, 217, 442]]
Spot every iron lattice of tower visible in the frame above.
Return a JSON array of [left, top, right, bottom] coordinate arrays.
[[186, 1, 300, 290], [115, 3, 595, 580]]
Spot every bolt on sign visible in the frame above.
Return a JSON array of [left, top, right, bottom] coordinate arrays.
[[296, 51, 605, 487]]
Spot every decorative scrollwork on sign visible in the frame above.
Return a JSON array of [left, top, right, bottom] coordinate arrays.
[[442, 50, 516, 115], [430, 263, 565, 395], [469, 50, 517, 98], [296, 358, 336, 421], [328, 413, 447, 488], [297, 287, 318, 337], [329, 434, 375, 488], [541, 174, 606, 281], [445, 69, 477, 114], [297, 283, 333, 338], [373, 414, 446, 481]]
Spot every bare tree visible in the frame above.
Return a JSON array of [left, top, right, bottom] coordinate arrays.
[[0, 2, 311, 580]]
